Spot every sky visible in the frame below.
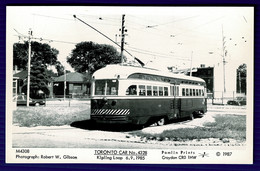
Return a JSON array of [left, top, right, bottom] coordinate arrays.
[[7, 6, 253, 72]]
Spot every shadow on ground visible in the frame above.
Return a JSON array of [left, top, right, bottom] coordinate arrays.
[[70, 120, 143, 132], [70, 115, 200, 132]]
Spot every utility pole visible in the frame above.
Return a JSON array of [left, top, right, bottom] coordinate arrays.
[[222, 25, 227, 93], [64, 66, 66, 101], [190, 51, 193, 76], [26, 29, 32, 107], [120, 14, 126, 64], [74, 15, 146, 67], [239, 71, 241, 93]]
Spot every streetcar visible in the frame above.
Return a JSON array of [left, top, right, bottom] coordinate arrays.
[[90, 64, 207, 126]]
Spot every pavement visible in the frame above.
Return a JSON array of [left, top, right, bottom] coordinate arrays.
[[11, 104, 247, 148], [45, 99, 90, 106]]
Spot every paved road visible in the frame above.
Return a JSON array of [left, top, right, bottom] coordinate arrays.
[[12, 108, 246, 149]]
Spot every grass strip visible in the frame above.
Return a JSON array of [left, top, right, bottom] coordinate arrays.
[[131, 115, 246, 141], [13, 106, 89, 127]]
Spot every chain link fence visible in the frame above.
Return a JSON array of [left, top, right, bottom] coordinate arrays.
[[207, 91, 246, 105]]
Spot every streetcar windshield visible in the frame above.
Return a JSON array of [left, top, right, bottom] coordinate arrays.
[[94, 80, 118, 95]]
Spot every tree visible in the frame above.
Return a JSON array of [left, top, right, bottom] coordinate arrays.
[[237, 63, 247, 94], [13, 41, 60, 97], [13, 41, 59, 69], [54, 61, 65, 76], [21, 60, 51, 98], [67, 41, 122, 74]]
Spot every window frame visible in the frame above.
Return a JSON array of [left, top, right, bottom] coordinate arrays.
[[94, 79, 118, 96], [153, 86, 158, 96], [138, 85, 146, 96], [147, 85, 152, 96], [159, 86, 164, 96], [126, 85, 137, 95]]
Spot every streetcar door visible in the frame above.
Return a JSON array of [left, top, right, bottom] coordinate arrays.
[[170, 84, 179, 119]]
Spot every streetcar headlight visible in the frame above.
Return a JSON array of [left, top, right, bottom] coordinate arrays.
[[102, 97, 108, 103], [93, 100, 97, 104], [111, 100, 117, 106]]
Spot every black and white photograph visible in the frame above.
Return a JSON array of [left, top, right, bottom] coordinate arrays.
[[6, 6, 253, 164]]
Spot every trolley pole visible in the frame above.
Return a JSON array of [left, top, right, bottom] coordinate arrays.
[[120, 14, 125, 64], [64, 66, 66, 101], [26, 29, 32, 107]]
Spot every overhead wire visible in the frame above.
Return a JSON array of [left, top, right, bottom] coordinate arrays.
[[128, 13, 226, 45], [13, 28, 78, 45], [32, 13, 223, 48], [126, 46, 189, 59], [78, 14, 121, 22], [33, 13, 121, 28], [73, 14, 145, 67], [121, 15, 227, 63], [30, 12, 230, 67], [32, 13, 75, 21], [32, 12, 227, 44], [173, 15, 227, 37], [127, 14, 200, 36], [127, 46, 191, 61]]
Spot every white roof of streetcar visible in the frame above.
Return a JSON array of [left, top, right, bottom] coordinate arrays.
[[93, 64, 205, 83]]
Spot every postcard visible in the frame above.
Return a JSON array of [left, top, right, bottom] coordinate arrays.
[[6, 6, 253, 164]]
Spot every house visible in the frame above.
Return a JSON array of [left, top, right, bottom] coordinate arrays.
[[170, 65, 214, 98], [53, 72, 91, 98], [13, 77, 19, 97], [170, 63, 239, 103], [13, 70, 28, 95], [187, 66, 214, 93], [13, 70, 55, 98]]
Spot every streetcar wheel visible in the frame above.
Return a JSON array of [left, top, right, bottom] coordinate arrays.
[[157, 118, 166, 126]]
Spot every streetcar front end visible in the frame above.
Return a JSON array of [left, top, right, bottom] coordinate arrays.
[[90, 79, 133, 124]]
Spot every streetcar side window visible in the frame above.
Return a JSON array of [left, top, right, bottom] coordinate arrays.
[[186, 88, 189, 96], [147, 86, 152, 96], [182, 88, 185, 96], [193, 89, 196, 96], [164, 87, 169, 96], [199, 89, 202, 96], [159, 87, 163, 96], [202, 89, 204, 96], [126, 85, 137, 95], [190, 88, 192, 96], [153, 86, 158, 96], [176, 87, 179, 96], [139, 85, 146, 96]]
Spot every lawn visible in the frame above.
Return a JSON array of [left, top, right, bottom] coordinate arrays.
[[131, 114, 246, 142], [13, 104, 90, 127], [13, 105, 246, 143]]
